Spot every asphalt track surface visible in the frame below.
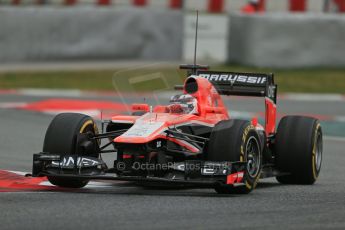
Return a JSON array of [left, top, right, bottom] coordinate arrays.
[[1, 94, 345, 230]]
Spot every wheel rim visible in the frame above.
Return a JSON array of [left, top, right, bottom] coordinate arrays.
[[315, 131, 323, 172], [246, 136, 261, 178]]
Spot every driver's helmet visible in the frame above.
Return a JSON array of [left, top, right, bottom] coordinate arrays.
[[169, 94, 198, 114]]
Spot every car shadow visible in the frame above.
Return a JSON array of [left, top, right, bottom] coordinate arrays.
[[255, 181, 285, 189], [55, 181, 286, 198]]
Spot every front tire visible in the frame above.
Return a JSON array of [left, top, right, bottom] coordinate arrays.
[[43, 113, 99, 188], [207, 119, 262, 194], [275, 116, 323, 184]]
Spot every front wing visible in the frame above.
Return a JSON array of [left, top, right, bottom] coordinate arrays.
[[32, 153, 247, 188]]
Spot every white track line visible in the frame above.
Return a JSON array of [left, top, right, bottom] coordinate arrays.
[[1, 170, 118, 188], [18, 89, 83, 97], [0, 102, 27, 108], [7, 170, 28, 176]]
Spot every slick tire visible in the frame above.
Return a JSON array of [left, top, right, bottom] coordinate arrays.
[[207, 119, 262, 194], [43, 113, 99, 188], [275, 116, 323, 185]]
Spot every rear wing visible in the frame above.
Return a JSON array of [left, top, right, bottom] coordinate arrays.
[[197, 71, 277, 103]]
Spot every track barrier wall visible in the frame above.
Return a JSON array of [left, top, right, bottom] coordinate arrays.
[[1, 7, 345, 68], [0, 7, 183, 62], [227, 13, 345, 68], [3, 0, 345, 13]]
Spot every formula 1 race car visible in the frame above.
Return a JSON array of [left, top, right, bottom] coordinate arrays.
[[32, 64, 323, 194]]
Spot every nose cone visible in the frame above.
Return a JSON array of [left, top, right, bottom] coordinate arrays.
[[114, 113, 192, 144]]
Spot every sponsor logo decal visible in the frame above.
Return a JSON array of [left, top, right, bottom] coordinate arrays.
[[199, 73, 267, 85], [52, 157, 100, 168], [122, 121, 164, 138]]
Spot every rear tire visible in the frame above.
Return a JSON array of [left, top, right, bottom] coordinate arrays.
[[275, 116, 322, 184], [207, 119, 262, 194], [43, 113, 99, 188]]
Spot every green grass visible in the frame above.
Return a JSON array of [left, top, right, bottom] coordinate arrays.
[[0, 65, 344, 93], [217, 65, 345, 94]]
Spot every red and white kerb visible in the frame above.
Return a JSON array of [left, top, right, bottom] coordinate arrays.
[[6, 0, 345, 13]]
